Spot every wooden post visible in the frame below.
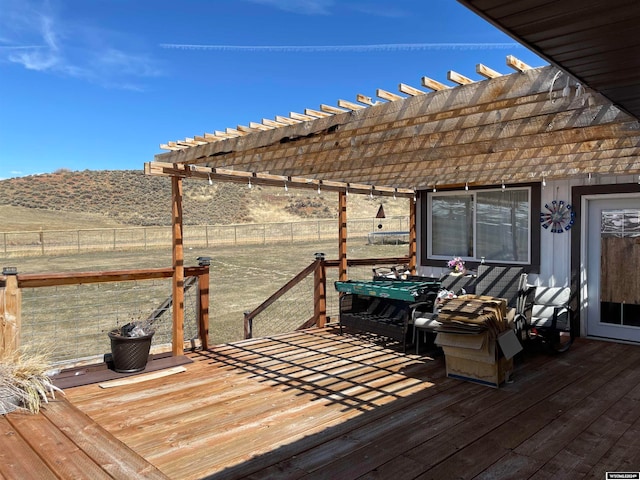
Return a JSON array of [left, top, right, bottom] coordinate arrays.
[[243, 312, 252, 339], [314, 253, 327, 328], [409, 198, 417, 273], [338, 191, 348, 281], [172, 176, 185, 356], [0, 267, 21, 358], [196, 258, 210, 350]]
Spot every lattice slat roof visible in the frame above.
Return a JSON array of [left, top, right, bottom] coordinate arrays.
[[148, 55, 640, 193]]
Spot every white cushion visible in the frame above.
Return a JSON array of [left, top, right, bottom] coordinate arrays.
[[534, 286, 570, 307], [414, 315, 442, 330]]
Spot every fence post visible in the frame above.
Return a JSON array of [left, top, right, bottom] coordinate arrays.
[[313, 253, 327, 328], [244, 311, 253, 339], [196, 257, 210, 349], [0, 267, 21, 357]]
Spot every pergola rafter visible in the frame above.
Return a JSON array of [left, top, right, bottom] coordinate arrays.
[[150, 60, 640, 192]]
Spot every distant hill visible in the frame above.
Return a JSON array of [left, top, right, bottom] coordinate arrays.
[[0, 170, 408, 231]]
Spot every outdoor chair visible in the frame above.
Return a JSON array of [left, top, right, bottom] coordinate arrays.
[[474, 265, 524, 310], [411, 302, 441, 355], [411, 265, 524, 354], [440, 273, 476, 295], [372, 264, 410, 280], [514, 274, 573, 353]]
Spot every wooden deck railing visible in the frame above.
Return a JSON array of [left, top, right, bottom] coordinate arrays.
[[2, 256, 410, 361], [0, 263, 210, 361], [243, 255, 411, 339]]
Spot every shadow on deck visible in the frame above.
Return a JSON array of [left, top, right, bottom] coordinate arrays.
[[6, 327, 640, 479]]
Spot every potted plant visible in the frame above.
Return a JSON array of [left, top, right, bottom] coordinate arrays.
[[108, 319, 155, 373], [0, 346, 63, 415]]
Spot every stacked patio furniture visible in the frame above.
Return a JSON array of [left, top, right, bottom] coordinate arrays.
[[412, 265, 524, 354]]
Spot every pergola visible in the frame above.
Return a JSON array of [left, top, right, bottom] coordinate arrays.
[[148, 61, 639, 190], [145, 0, 640, 356]]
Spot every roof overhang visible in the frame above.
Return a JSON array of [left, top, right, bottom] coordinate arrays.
[[458, 0, 640, 121]]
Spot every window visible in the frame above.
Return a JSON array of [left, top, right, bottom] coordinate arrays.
[[427, 186, 531, 264]]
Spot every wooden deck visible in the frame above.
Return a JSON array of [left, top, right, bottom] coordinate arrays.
[[5, 327, 640, 479]]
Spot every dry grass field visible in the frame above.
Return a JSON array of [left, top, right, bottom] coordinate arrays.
[[0, 169, 412, 363], [5, 240, 409, 363]]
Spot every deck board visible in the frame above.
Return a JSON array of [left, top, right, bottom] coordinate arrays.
[[6, 408, 113, 480], [0, 416, 58, 480], [9, 327, 640, 480], [41, 400, 170, 479], [0, 396, 168, 480]]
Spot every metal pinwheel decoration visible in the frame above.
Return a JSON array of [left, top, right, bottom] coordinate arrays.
[[540, 200, 575, 233]]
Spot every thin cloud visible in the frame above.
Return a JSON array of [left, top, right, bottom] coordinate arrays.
[[0, 0, 161, 90], [1, 1, 62, 72], [0, 45, 47, 50], [245, 0, 334, 15], [346, 3, 408, 18], [159, 42, 522, 52]]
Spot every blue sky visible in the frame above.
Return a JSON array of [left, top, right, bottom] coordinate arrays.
[[0, 0, 546, 180]]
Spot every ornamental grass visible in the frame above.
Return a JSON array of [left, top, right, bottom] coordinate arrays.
[[0, 345, 63, 414]]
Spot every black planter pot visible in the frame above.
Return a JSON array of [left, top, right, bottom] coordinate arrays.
[[108, 329, 155, 373]]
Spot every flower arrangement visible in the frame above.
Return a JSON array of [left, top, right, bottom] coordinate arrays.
[[447, 256, 466, 273]]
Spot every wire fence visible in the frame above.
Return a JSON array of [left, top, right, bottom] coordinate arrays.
[[13, 259, 407, 365], [249, 274, 316, 339], [19, 277, 200, 365], [248, 260, 410, 340], [1, 216, 409, 257]]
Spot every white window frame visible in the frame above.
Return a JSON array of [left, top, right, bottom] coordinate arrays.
[[426, 186, 532, 265]]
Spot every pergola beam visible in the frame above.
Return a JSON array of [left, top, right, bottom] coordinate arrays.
[[144, 161, 416, 198]]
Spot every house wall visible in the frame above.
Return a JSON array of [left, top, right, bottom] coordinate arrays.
[[415, 174, 639, 287]]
